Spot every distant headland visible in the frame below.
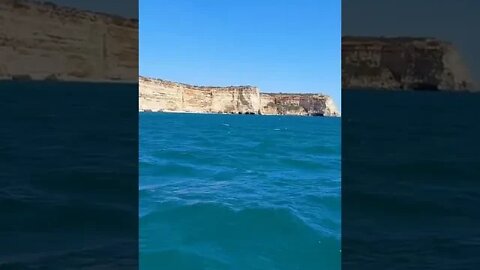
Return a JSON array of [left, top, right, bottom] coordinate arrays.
[[139, 76, 340, 117]]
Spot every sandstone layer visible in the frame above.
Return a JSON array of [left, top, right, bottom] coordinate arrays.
[[0, 0, 138, 82], [342, 37, 475, 91], [140, 76, 340, 117]]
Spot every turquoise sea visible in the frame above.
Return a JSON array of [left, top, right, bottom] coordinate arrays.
[[140, 113, 341, 270]]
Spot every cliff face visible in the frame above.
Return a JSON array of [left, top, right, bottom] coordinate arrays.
[[260, 93, 339, 116], [140, 76, 340, 116], [140, 77, 261, 114], [342, 37, 475, 91], [0, 0, 138, 81]]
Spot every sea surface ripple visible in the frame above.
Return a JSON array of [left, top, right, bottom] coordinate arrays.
[[140, 113, 340, 270]]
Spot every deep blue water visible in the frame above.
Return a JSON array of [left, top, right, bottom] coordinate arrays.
[[0, 81, 138, 269], [140, 113, 341, 270], [342, 90, 480, 269]]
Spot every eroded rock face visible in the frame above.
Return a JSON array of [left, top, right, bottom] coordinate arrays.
[[342, 37, 475, 91], [140, 77, 261, 114], [140, 76, 340, 116], [0, 0, 138, 81], [260, 93, 339, 116]]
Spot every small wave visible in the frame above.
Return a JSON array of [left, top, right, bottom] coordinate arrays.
[[141, 249, 228, 270], [140, 113, 341, 269], [141, 203, 340, 270]]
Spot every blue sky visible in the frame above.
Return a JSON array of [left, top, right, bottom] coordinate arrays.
[[140, 0, 341, 107]]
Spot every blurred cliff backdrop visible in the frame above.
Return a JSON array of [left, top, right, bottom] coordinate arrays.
[[342, 1, 480, 270], [0, 0, 139, 269], [0, 0, 138, 81], [342, 0, 479, 90]]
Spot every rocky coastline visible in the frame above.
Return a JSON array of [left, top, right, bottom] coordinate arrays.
[[140, 76, 340, 117]]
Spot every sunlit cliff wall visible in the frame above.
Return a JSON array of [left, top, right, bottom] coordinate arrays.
[[140, 76, 340, 116], [139, 77, 261, 114]]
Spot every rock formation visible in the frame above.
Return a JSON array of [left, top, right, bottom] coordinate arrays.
[[260, 93, 339, 116], [342, 37, 475, 91], [0, 0, 138, 82], [140, 76, 340, 117], [140, 77, 261, 114]]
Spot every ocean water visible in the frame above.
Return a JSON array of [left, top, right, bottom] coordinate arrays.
[[140, 113, 341, 270], [342, 90, 480, 269], [0, 81, 138, 269]]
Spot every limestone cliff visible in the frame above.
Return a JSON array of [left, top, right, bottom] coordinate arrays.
[[342, 37, 475, 91], [260, 93, 339, 116], [140, 77, 261, 114], [0, 0, 138, 81], [140, 76, 339, 116]]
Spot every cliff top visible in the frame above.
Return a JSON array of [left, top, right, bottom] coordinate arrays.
[[261, 92, 330, 98], [140, 76, 259, 91], [5, 0, 138, 26], [343, 36, 447, 43], [342, 36, 455, 50], [140, 76, 331, 97]]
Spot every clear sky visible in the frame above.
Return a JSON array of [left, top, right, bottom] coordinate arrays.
[[140, 0, 341, 107]]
